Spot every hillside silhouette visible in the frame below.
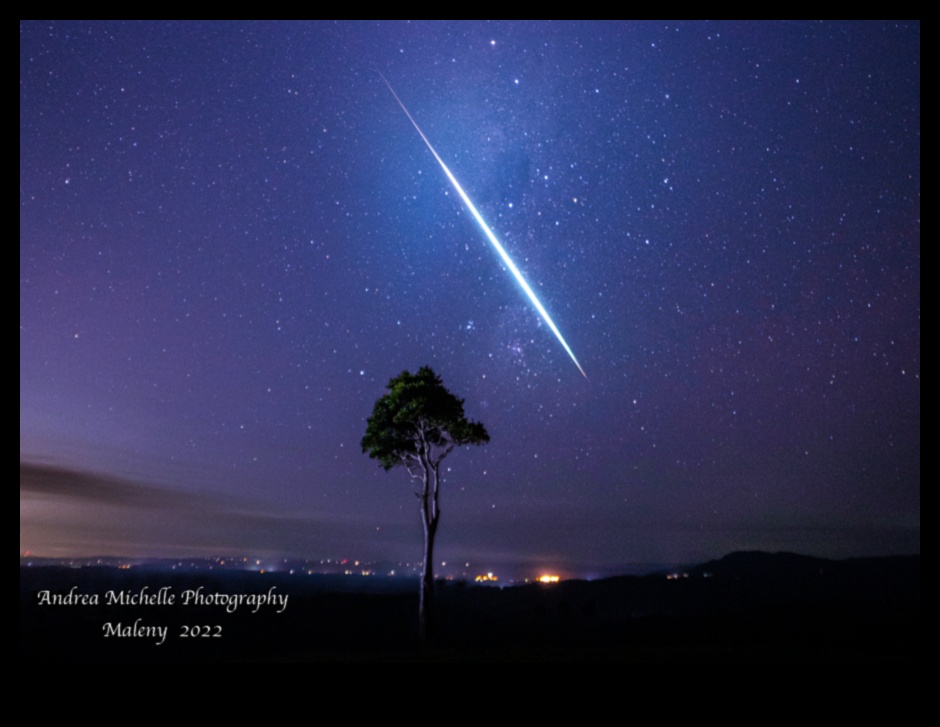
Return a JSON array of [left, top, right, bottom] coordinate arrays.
[[21, 551, 918, 662]]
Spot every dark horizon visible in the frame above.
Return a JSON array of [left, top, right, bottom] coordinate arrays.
[[20, 541, 922, 587]]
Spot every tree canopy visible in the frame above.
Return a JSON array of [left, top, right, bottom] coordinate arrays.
[[361, 366, 489, 473]]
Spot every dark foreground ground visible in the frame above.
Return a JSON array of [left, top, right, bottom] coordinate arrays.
[[20, 552, 919, 662]]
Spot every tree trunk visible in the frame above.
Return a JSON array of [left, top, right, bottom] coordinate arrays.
[[417, 458, 441, 647], [418, 508, 437, 646]]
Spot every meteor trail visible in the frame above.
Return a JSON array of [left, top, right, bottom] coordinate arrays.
[[380, 74, 587, 379]]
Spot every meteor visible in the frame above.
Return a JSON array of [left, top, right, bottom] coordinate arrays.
[[380, 74, 587, 379]]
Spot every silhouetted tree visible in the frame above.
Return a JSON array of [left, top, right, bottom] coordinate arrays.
[[361, 366, 489, 643]]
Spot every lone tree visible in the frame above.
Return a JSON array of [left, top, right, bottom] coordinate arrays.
[[361, 366, 489, 643]]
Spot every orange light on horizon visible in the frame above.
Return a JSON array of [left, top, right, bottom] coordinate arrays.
[[537, 574, 560, 583], [474, 572, 498, 582]]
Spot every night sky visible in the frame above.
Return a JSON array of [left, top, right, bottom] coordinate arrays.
[[20, 21, 920, 577]]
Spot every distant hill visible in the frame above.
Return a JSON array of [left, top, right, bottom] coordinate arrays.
[[688, 550, 919, 579]]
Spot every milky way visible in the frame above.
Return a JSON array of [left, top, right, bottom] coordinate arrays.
[[381, 73, 587, 378]]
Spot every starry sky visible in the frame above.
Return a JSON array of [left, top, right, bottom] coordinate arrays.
[[20, 21, 920, 577]]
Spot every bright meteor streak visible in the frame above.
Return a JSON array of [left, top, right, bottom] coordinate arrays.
[[381, 75, 587, 379]]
